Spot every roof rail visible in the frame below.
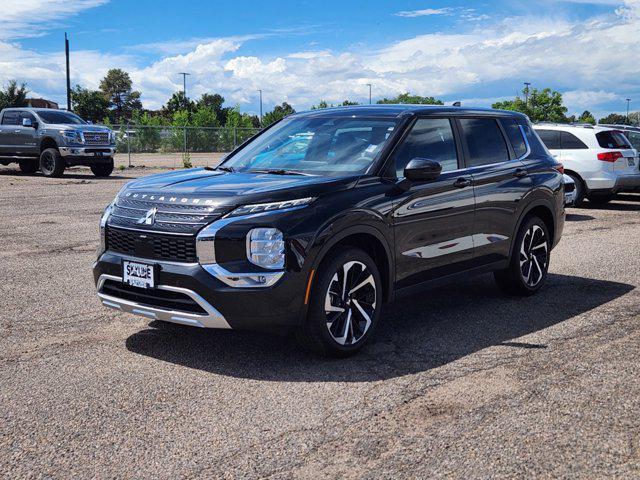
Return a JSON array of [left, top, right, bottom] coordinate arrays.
[[534, 122, 594, 129]]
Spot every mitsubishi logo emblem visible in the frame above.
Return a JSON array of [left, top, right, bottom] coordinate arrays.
[[138, 207, 158, 226]]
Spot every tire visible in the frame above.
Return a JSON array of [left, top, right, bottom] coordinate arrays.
[[18, 159, 38, 174], [39, 148, 65, 177], [566, 172, 586, 207], [494, 216, 551, 296], [297, 248, 383, 357], [587, 192, 614, 205], [91, 158, 114, 177]]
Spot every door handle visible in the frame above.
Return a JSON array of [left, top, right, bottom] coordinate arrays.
[[453, 177, 472, 188], [514, 168, 528, 178]]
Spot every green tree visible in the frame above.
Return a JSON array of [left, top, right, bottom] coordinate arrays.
[[263, 102, 296, 126], [161, 91, 196, 119], [341, 100, 359, 106], [598, 113, 631, 125], [130, 110, 165, 152], [70, 85, 110, 123], [99, 69, 142, 123], [377, 93, 443, 105], [0, 80, 29, 110], [492, 87, 568, 123], [311, 100, 330, 110], [577, 110, 596, 125], [196, 93, 230, 125], [628, 112, 640, 126]]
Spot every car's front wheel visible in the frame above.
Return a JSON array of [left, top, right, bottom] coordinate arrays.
[[494, 216, 551, 296], [91, 158, 114, 177], [39, 148, 65, 177], [297, 248, 382, 357]]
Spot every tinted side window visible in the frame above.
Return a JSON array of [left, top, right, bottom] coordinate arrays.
[[459, 118, 509, 167], [560, 131, 588, 149], [1, 112, 19, 125], [596, 130, 632, 149], [625, 131, 640, 150], [501, 118, 527, 157], [394, 118, 459, 177], [20, 112, 36, 123], [536, 129, 561, 150]]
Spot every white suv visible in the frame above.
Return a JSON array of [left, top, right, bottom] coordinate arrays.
[[533, 124, 640, 206]]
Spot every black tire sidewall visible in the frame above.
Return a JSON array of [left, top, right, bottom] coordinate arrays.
[[39, 148, 65, 177], [91, 158, 114, 177], [306, 248, 383, 356], [566, 172, 585, 207]]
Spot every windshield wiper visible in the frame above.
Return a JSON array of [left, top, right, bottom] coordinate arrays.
[[248, 169, 314, 176], [206, 165, 235, 172]]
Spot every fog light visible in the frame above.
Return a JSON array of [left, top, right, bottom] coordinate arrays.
[[247, 228, 285, 269]]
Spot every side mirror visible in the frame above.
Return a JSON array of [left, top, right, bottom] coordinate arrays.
[[403, 158, 442, 183], [22, 118, 33, 128]]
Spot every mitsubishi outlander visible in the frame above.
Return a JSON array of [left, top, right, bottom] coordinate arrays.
[[93, 106, 564, 356]]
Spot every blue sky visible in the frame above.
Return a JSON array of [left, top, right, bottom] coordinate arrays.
[[1, 0, 638, 118]]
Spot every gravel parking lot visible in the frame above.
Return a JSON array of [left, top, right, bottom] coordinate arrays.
[[1, 164, 639, 479]]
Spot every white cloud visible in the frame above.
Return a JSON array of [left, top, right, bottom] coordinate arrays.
[[394, 8, 453, 18], [2, 0, 640, 117]]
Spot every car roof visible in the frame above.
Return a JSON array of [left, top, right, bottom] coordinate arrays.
[[292, 104, 528, 120], [1, 107, 70, 113], [533, 123, 622, 132], [599, 124, 640, 132]]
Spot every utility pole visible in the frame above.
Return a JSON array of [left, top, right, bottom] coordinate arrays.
[[65, 33, 71, 111], [258, 89, 263, 127], [178, 73, 190, 156], [524, 82, 531, 107], [366, 83, 372, 105]]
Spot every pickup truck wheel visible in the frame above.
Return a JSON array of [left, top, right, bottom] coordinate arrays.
[[90, 158, 114, 177], [19, 159, 38, 174], [39, 148, 65, 177], [494, 216, 550, 296], [296, 248, 382, 357]]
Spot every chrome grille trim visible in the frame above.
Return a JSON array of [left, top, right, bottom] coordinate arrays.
[[83, 131, 110, 145]]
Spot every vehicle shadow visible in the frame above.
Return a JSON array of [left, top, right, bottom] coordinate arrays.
[[125, 273, 634, 382], [565, 213, 595, 222]]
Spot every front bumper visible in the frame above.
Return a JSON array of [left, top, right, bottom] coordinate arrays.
[[59, 146, 115, 158], [93, 251, 308, 331]]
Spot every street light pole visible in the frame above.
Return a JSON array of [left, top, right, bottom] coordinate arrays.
[[366, 83, 372, 105], [65, 33, 71, 111], [524, 82, 531, 107], [258, 89, 263, 127], [626, 98, 631, 120]]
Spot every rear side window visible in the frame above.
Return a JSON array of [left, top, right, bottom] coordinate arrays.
[[459, 118, 509, 167], [596, 130, 632, 149], [1, 112, 19, 125], [624, 131, 640, 150], [394, 118, 459, 177], [536, 129, 561, 150], [560, 131, 588, 150], [501, 118, 528, 157]]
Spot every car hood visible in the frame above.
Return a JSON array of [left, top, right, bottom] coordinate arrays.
[[45, 123, 111, 131], [122, 167, 359, 207]]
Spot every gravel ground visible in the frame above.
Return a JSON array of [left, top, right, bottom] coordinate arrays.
[[0, 165, 639, 479]]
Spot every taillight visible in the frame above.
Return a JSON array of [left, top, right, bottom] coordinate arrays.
[[597, 151, 623, 162], [553, 164, 564, 174]]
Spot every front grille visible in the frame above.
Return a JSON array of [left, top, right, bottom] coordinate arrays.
[[101, 280, 206, 315], [83, 131, 110, 144], [108, 196, 227, 235], [107, 227, 197, 263]]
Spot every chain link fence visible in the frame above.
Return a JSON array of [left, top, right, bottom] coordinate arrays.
[[111, 125, 262, 167]]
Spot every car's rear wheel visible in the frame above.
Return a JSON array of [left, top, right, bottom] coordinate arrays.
[[494, 216, 550, 296], [297, 248, 382, 357], [39, 148, 65, 177], [91, 158, 114, 177], [566, 172, 586, 207], [18, 159, 38, 174]]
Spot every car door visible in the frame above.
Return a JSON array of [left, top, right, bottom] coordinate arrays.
[[391, 117, 476, 290], [17, 111, 39, 156], [457, 116, 528, 266], [0, 111, 20, 155]]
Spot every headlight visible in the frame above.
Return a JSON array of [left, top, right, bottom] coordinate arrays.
[[60, 130, 84, 144], [109, 131, 116, 143], [97, 202, 114, 257], [226, 197, 315, 218], [246, 228, 285, 269]]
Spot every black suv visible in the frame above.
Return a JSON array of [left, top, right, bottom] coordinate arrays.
[[94, 106, 564, 356]]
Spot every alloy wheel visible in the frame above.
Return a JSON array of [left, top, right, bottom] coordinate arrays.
[[519, 225, 548, 287], [324, 260, 377, 346], [41, 151, 55, 173]]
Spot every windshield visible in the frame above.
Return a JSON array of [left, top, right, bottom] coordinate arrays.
[[36, 111, 87, 125], [221, 116, 399, 176]]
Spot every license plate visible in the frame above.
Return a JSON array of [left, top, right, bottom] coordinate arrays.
[[628, 157, 636, 167], [123, 261, 155, 289]]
